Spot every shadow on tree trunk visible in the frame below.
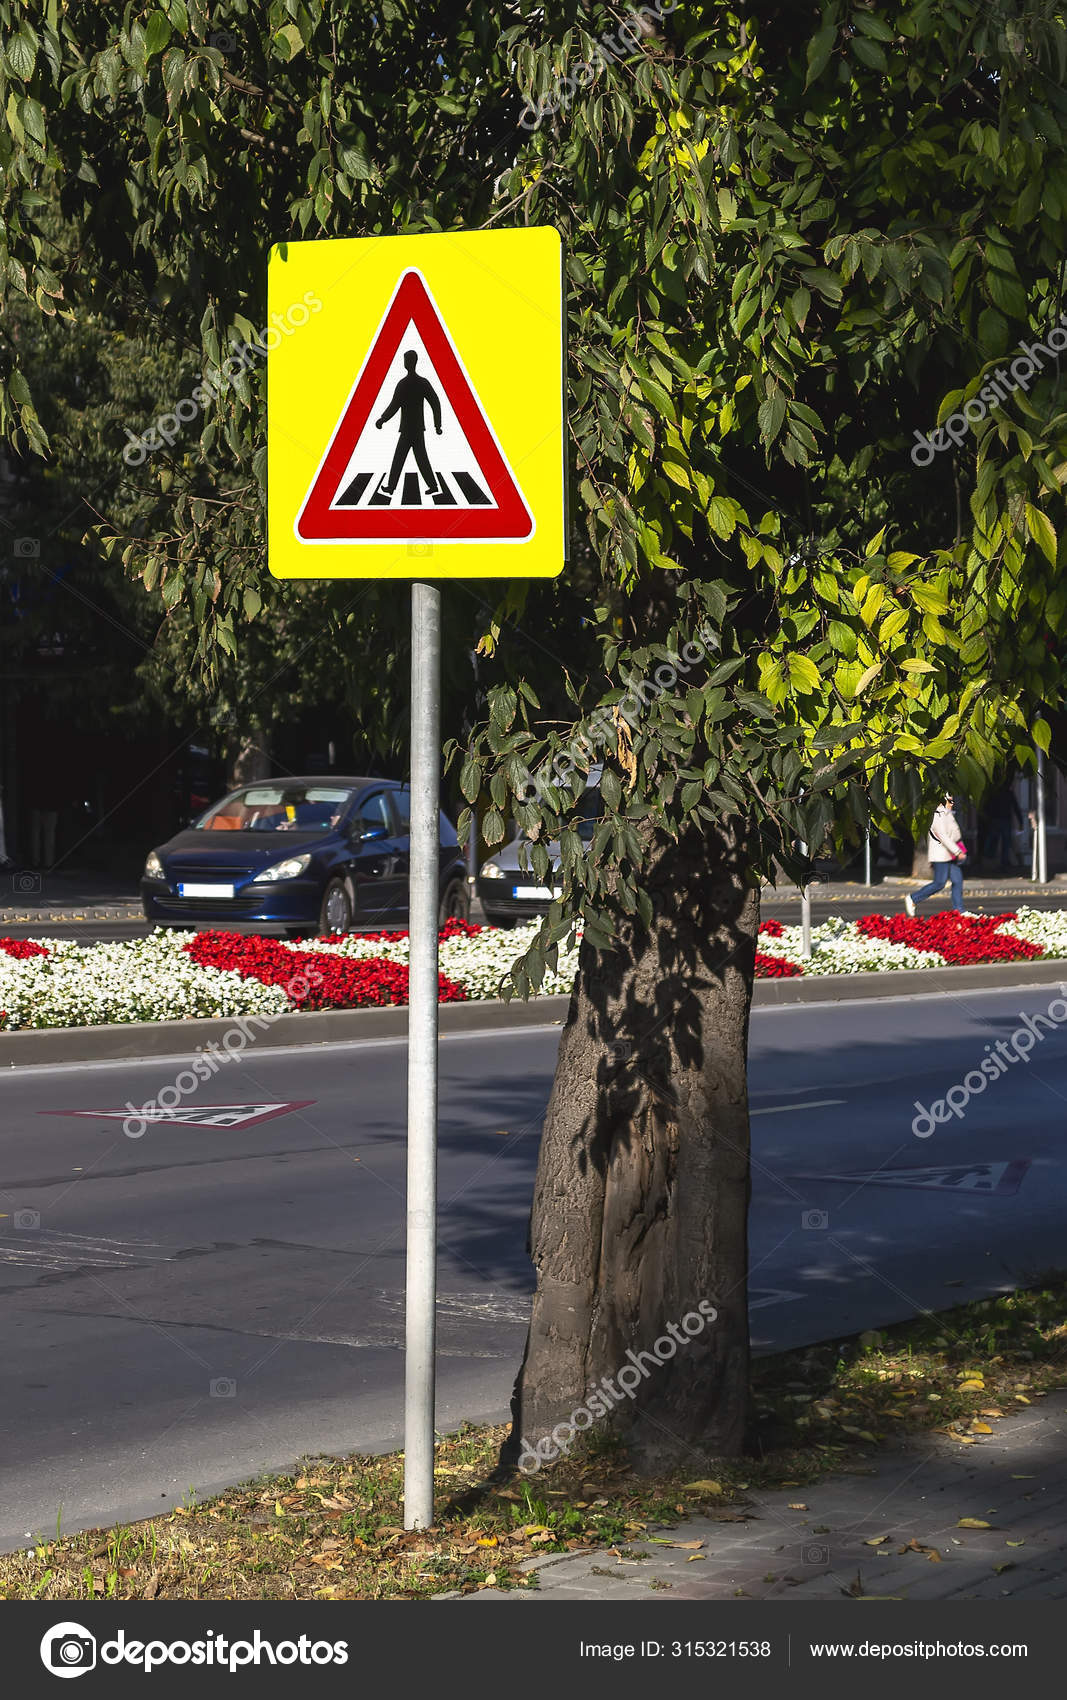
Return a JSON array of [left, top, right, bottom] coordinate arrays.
[[501, 817, 760, 1477]]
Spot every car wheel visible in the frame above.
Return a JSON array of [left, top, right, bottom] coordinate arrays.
[[438, 877, 470, 926], [318, 878, 353, 937]]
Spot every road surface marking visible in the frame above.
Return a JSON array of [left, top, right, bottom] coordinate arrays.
[[789, 1159, 1032, 1196], [41, 1101, 315, 1130], [751, 1098, 845, 1116]]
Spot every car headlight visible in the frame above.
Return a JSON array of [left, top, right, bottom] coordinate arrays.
[[480, 860, 505, 879], [143, 851, 164, 879], [251, 854, 312, 883]]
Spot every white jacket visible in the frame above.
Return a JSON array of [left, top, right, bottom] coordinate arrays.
[[927, 804, 964, 863]]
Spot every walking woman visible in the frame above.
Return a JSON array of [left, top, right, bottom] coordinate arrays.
[[905, 793, 967, 915]]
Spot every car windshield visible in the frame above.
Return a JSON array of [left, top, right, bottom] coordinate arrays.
[[195, 785, 356, 833]]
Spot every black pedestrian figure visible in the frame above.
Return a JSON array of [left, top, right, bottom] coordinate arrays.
[[374, 350, 443, 496]]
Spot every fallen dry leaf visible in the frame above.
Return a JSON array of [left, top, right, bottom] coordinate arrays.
[[670, 1539, 706, 1551], [898, 1539, 941, 1562], [682, 1480, 723, 1495], [788, 1503, 809, 1512], [958, 1518, 992, 1530], [970, 1422, 993, 1435], [864, 1535, 890, 1547]]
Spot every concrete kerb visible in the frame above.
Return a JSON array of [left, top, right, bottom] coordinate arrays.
[[5, 957, 1067, 1066]]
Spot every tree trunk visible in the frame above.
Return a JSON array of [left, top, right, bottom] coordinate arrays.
[[227, 725, 271, 788], [504, 817, 759, 1475]]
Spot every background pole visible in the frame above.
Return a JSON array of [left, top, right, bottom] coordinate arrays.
[[404, 580, 441, 1530], [799, 839, 812, 958]]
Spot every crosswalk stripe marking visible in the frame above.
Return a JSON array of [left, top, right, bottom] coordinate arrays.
[[454, 470, 490, 505], [338, 471, 372, 506]]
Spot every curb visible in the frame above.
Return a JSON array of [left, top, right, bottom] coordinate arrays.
[[0, 994, 573, 1067], [750, 956, 1067, 1006], [0, 908, 142, 924], [3, 958, 1067, 1066]]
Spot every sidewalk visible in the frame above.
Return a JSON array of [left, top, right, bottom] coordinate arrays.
[[767, 873, 1067, 905], [461, 1391, 1067, 1602], [0, 867, 141, 923]]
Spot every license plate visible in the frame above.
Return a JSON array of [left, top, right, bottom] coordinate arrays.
[[178, 882, 235, 899], [513, 884, 561, 900]]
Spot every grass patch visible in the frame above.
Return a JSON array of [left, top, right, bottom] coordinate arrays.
[[3, 1279, 1064, 1602]]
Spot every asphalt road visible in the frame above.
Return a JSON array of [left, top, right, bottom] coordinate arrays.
[[1, 983, 1064, 1550]]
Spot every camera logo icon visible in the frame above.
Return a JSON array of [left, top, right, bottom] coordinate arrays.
[[607, 1040, 633, 1064], [802, 1541, 830, 1566], [14, 536, 40, 558], [40, 1622, 97, 1678], [14, 1209, 40, 1231], [210, 1376, 237, 1398], [407, 542, 433, 556], [13, 869, 42, 894], [801, 1208, 829, 1231], [209, 30, 237, 51]]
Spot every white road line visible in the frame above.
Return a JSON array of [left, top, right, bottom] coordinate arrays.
[[750, 1098, 845, 1116]]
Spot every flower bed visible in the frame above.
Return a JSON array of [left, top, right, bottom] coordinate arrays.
[[756, 906, 1059, 976], [0, 920, 579, 1030], [0, 908, 1061, 1030]]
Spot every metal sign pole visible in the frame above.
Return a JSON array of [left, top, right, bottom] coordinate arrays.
[[1036, 744, 1048, 885], [799, 838, 812, 958], [404, 580, 441, 1530]]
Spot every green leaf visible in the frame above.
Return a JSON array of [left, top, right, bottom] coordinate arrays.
[[273, 22, 304, 61], [144, 13, 172, 56], [786, 654, 821, 694], [805, 20, 836, 86], [6, 25, 37, 81], [1025, 502, 1057, 566], [757, 390, 787, 444]]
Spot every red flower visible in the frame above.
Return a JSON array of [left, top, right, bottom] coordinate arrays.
[[0, 938, 50, 959], [184, 931, 467, 1008], [855, 910, 1042, 965], [755, 949, 802, 978], [759, 918, 785, 938]]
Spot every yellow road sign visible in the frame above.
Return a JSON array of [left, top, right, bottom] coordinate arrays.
[[268, 227, 564, 579]]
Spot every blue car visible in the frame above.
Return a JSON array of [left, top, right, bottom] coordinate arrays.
[[141, 776, 469, 936]]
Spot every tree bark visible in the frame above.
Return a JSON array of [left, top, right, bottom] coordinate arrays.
[[228, 725, 271, 788], [504, 816, 759, 1474]]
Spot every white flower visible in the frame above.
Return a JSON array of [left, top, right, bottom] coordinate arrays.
[[999, 905, 1067, 956]]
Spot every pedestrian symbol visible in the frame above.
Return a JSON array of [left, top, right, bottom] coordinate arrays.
[[375, 350, 444, 499], [296, 269, 535, 544], [268, 227, 564, 577]]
